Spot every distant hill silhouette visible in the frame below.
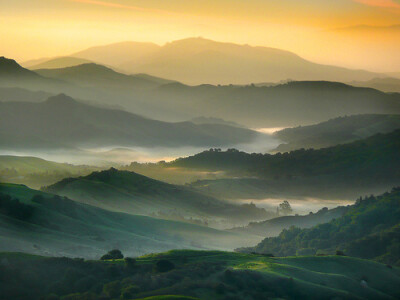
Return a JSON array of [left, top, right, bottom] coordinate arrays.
[[73, 37, 380, 85], [2, 57, 400, 127], [29, 56, 93, 69], [349, 77, 400, 93], [72, 41, 160, 66], [273, 114, 400, 152], [36, 63, 175, 90], [0, 93, 259, 150]]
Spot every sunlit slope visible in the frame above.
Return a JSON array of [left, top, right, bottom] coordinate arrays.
[[0, 183, 258, 258], [2, 249, 399, 299]]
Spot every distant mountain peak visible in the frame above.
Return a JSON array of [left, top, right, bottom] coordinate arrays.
[[0, 57, 38, 77]]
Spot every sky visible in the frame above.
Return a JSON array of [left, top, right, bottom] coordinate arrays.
[[1, 0, 399, 72]]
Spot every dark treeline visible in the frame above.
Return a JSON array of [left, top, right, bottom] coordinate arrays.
[[239, 187, 400, 266], [172, 130, 400, 181]]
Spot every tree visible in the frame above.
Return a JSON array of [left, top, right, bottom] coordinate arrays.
[[278, 201, 293, 215], [100, 249, 124, 260]]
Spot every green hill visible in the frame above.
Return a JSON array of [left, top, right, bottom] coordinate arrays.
[[172, 130, 400, 199], [0, 93, 259, 150], [0, 155, 100, 189], [273, 114, 400, 152], [230, 205, 349, 237], [240, 187, 400, 266], [44, 168, 270, 227], [1, 249, 400, 300], [0, 183, 258, 259]]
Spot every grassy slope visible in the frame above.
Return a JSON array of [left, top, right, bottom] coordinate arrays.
[[136, 250, 400, 299], [2, 249, 399, 299], [44, 169, 269, 225], [0, 183, 259, 258]]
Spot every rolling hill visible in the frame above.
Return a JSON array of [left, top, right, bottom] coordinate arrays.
[[239, 187, 400, 266], [1, 249, 400, 300], [230, 206, 349, 237], [2, 57, 400, 127], [171, 130, 400, 199], [273, 114, 400, 152], [44, 168, 270, 227], [0, 183, 258, 259], [0, 155, 101, 189], [29, 56, 93, 70], [35, 63, 175, 90], [0, 93, 259, 150], [349, 77, 400, 93]]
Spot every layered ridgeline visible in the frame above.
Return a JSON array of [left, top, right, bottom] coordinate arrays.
[[171, 130, 400, 199], [273, 114, 400, 152], [350, 77, 400, 93], [44, 168, 270, 227], [0, 155, 101, 189], [0, 183, 258, 258], [2, 250, 400, 300], [152, 81, 400, 127], [35, 63, 176, 90], [239, 187, 400, 266], [69, 37, 380, 85], [2, 57, 400, 127], [0, 94, 259, 150]]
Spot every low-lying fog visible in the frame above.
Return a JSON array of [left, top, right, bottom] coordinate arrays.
[[0, 130, 282, 166], [237, 198, 354, 215]]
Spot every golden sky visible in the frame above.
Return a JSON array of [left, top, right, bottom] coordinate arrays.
[[1, 0, 399, 72]]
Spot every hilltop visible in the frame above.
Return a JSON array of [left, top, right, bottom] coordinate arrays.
[[44, 168, 270, 227]]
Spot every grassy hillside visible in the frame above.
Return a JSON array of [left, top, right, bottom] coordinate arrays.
[[240, 187, 400, 266], [172, 130, 400, 199], [274, 114, 400, 152], [1, 249, 399, 300], [0, 183, 258, 258], [0, 155, 101, 189], [44, 169, 271, 227], [0, 93, 259, 150], [231, 205, 349, 237]]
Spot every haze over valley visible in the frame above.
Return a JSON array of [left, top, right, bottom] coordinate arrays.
[[1, 1, 400, 299]]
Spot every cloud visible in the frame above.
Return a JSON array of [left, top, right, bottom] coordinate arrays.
[[352, 0, 400, 8]]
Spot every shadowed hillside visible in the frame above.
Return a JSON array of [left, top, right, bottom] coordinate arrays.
[[0, 183, 258, 258], [44, 168, 271, 227], [0, 94, 259, 150]]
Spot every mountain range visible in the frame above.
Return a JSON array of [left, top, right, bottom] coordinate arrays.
[[0, 93, 259, 150], [2, 57, 400, 127], [62, 38, 381, 85]]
